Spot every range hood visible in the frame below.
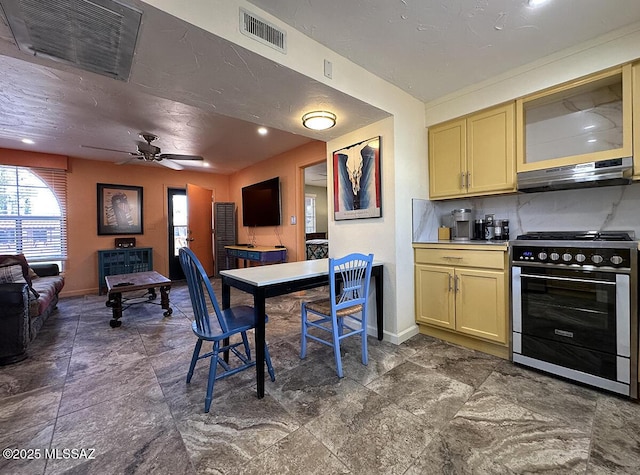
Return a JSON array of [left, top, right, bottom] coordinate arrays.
[[517, 157, 633, 193]]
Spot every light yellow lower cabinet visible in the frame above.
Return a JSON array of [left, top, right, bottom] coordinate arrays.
[[455, 268, 506, 343], [415, 264, 455, 329], [414, 245, 509, 359]]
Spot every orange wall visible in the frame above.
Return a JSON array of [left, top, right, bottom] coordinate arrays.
[[3, 143, 324, 296], [64, 157, 230, 296], [229, 141, 326, 262]]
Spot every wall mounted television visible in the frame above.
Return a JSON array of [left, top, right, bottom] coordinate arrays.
[[241, 177, 282, 227]]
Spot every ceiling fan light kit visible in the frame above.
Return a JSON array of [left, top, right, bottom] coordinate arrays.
[[302, 111, 337, 130]]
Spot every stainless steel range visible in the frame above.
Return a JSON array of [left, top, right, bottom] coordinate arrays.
[[511, 231, 638, 398]]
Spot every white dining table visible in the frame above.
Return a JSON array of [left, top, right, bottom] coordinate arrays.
[[220, 258, 384, 398]]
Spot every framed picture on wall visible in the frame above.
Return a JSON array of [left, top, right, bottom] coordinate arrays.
[[333, 136, 381, 221], [97, 183, 144, 235]]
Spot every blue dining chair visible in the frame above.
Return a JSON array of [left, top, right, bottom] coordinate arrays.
[[178, 247, 275, 413], [300, 253, 374, 377]]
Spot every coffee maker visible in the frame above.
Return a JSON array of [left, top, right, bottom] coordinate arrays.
[[451, 208, 474, 241]]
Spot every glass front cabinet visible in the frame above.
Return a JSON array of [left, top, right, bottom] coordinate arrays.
[[516, 65, 632, 172]]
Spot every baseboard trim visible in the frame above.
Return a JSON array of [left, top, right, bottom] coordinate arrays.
[[418, 324, 509, 359]]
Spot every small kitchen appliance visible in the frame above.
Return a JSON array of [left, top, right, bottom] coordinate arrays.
[[511, 231, 638, 398], [451, 208, 473, 241]]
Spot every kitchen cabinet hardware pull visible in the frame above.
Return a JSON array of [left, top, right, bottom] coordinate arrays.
[[519, 273, 615, 286], [448, 274, 453, 291], [467, 172, 470, 187], [454, 275, 459, 292], [443, 256, 463, 260]]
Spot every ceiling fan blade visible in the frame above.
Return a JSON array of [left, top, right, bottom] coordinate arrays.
[[115, 157, 138, 165], [81, 145, 133, 154], [159, 154, 203, 161], [157, 159, 184, 171]]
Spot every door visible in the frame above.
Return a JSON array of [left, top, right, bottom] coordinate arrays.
[[186, 183, 214, 276], [414, 264, 455, 329], [428, 118, 466, 199], [467, 103, 515, 194], [518, 267, 619, 353], [168, 188, 187, 280], [456, 268, 506, 343]]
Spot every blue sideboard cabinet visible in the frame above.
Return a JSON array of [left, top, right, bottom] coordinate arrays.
[[224, 245, 287, 269], [97, 247, 153, 295]]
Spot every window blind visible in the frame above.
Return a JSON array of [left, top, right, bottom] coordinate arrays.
[[0, 165, 68, 264]]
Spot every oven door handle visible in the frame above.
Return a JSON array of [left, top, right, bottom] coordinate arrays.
[[519, 273, 616, 286]]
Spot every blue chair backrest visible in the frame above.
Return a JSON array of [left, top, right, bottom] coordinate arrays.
[[329, 253, 374, 312], [178, 247, 228, 334]]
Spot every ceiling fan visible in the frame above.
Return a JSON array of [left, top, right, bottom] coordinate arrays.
[[82, 133, 204, 171]]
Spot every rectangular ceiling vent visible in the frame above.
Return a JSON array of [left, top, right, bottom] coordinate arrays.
[[239, 8, 286, 54], [0, 0, 141, 81]]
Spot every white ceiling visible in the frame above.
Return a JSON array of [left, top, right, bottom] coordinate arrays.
[[248, 0, 640, 103], [1, 0, 639, 176]]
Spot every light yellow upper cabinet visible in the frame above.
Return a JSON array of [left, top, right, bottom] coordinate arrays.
[[428, 103, 515, 200], [633, 62, 640, 179], [428, 118, 466, 199], [467, 104, 515, 195], [517, 65, 632, 173]]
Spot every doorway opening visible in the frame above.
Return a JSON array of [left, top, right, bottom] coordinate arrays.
[[303, 162, 329, 260], [168, 188, 187, 280]]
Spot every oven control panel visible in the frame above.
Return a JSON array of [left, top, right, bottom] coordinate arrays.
[[512, 247, 632, 269]]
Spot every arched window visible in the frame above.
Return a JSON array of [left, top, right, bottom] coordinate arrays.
[[0, 166, 67, 265]]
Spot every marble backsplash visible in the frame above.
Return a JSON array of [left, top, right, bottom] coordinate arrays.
[[412, 182, 640, 242]]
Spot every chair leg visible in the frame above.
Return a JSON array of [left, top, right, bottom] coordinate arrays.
[[361, 313, 368, 366], [187, 339, 203, 383], [241, 331, 251, 360], [265, 345, 276, 382], [300, 303, 308, 359], [360, 305, 369, 366], [204, 341, 220, 413], [331, 316, 344, 378]]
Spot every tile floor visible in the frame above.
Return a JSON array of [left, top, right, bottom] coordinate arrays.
[[1, 280, 640, 474]]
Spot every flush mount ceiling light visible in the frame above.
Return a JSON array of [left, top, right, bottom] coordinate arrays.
[[302, 111, 336, 130], [527, 0, 550, 7]]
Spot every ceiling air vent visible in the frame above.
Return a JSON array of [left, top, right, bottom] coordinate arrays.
[[239, 8, 286, 54], [0, 0, 141, 81]]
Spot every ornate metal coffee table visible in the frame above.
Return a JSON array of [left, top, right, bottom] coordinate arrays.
[[105, 270, 172, 327]]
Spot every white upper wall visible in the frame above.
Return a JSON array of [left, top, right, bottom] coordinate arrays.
[[142, 0, 427, 343], [425, 21, 640, 125], [142, 2, 640, 344]]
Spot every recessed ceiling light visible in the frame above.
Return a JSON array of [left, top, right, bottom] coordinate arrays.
[[527, 0, 550, 7], [21, 138, 35, 144], [258, 127, 268, 135], [584, 125, 596, 130], [588, 139, 597, 143]]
